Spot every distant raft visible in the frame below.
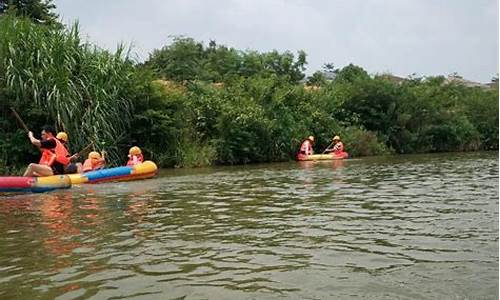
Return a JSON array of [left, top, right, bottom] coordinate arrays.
[[296, 152, 349, 161], [68, 161, 158, 184], [0, 175, 71, 193]]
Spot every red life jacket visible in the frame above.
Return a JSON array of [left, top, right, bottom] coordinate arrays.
[[127, 153, 144, 166], [333, 141, 344, 153], [330, 141, 348, 159], [299, 139, 313, 155], [38, 138, 70, 167]]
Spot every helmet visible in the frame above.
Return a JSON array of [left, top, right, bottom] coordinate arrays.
[[333, 135, 341, 141], [88, 151, 101, 160], [56, 132, 68, 142], [308, 136, 315, 142], [129, 146, 142, 155]]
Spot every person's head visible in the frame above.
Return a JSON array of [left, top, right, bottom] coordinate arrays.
[[41, 125, 56, 140], [333, 135, 341, 142], [88, 151, 101, 160], [56, 132, 68, 143], [129, 146, 142, 156], [308, 135, 315, 143]]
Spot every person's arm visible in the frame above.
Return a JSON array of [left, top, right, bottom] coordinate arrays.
[[28, 131, 41, 147]]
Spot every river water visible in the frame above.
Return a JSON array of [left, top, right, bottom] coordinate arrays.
[[0, 152, 498, 299]]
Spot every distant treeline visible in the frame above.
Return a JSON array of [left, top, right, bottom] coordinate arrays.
[[0, 6, 498, 173]]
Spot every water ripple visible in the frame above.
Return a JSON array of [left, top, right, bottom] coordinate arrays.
[[0, 152, 497, 299]]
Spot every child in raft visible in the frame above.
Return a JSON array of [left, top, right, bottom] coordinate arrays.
[[82, 151, 106, 172], [127, 146, 144, 166]]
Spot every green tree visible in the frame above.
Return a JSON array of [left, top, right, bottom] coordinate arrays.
[[146, 36, 205, 82], [145, 37, 307, 84], [0, 0, 59, 26], [334, 64, 370, 84], [306, 71, 327, 86]]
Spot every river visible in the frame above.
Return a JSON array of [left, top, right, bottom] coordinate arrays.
[[0, 152, 498, 299]]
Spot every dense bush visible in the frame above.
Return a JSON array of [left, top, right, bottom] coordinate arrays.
[[0, 12, 497, 174]]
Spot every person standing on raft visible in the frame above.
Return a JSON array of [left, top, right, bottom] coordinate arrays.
[[23, 126, 74, 177]]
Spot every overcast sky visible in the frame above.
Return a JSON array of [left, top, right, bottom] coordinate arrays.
[[55, 0, 498, 82]]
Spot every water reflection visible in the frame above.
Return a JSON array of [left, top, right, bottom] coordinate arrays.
[[39, 193, 81, 259], [0, 152, 497, 299]]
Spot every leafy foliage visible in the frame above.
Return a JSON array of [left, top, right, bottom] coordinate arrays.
[[0, 14, 497, 174], [145, 36, 307, 84], [0, 0, 59, 25], [0, 15, 136, 165]]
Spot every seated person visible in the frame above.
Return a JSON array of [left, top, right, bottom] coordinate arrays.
[[83, 151, 106, 172], [24, 126, 70, 177], [298, 136, 315, 156], [56, 131, 82, 174], [127, 146, 144, 166], [324, 135, 348, 158]]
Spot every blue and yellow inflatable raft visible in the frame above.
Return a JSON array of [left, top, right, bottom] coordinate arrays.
[[68, 161, 157, 184], [0, 161, 157, 193]]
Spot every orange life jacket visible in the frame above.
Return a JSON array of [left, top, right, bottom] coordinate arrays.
[[38, 138, 70, 167], [127, 153, 144, 166], [39, 149, 56, 166], [83, 158, 105, 172], [54, 139, 70, 166]]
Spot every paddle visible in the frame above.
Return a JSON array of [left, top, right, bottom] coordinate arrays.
[[10, 108, 45, 153], [74, 143, 94, 158], [321, 140, 335, 154], [10, 107, 30, 132], [11, 108, 95, 160]]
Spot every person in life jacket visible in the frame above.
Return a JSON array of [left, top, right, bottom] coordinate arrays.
[[23, 126, 71, 177], [325, 135, 348, 158], [127, 146, 144, 166], [56, 132, 82, 174], [298, 136, 315, 156], [83, 151, 106, 172]]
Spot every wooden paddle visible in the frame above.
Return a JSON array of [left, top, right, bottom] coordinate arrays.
[[321, 140, 335, 154], [10, 107, 30, 132], [75, 143, 94, 157]]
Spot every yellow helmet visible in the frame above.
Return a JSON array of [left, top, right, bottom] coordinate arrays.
[[308, 135, 315, 142], [88, 151, 101, 160], [129, 146, 142, 155], [333, 135, 341, 141], [56, 132, 68, 142]]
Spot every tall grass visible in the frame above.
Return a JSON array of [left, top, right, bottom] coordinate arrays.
[[0, 15, 134, 164]]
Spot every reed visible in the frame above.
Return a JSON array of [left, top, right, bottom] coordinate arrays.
[[0, 15, 134, 163]]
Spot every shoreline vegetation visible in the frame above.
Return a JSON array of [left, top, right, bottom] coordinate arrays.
[[0, 3, 498, 174]]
